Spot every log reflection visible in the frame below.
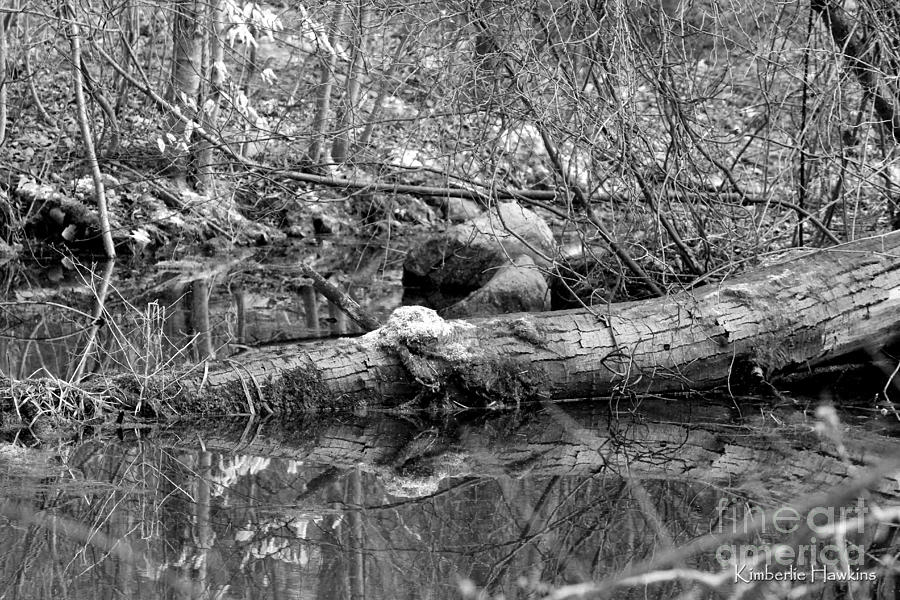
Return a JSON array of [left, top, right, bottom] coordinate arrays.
[[0, 399, 897, 598]]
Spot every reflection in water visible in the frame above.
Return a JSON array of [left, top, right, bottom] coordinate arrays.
[[329, 298, 346, 336], [1, 402, 898, 599], [70, 260, 115, 383], [233, 286, 246, 345], [300, 284, 320, 336], [190, 278, 216, 362], [0, 258, 398, 380]]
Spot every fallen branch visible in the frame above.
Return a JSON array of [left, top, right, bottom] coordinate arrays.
[[298, 262, 381, 332]]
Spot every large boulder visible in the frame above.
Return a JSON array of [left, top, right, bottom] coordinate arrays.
[[403, 202, 557, 306], [441, 255, 550, 318]]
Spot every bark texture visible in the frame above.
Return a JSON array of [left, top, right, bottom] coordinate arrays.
[[6, 231, 900, 419], [168, 0, 203, 182]]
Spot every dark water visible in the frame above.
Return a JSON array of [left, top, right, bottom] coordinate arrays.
[[1, 400, 899, 599], [3, 258, 900, 598], [0, 249, 401, 380]]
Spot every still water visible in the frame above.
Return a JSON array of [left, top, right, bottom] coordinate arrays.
[[2, 399, 899, 599]]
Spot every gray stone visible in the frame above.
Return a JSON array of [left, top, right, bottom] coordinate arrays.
[[441, 255, 550, 318], [442, 197, 483, 222], [403, 201, 557, 296]]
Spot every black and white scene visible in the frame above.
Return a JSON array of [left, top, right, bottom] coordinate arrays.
[[1, 1, 900, 598]]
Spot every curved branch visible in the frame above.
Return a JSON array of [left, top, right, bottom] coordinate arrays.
[[67, 2, 115, 258]]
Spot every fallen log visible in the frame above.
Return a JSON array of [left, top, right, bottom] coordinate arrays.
[[5, 231, 900, 420]]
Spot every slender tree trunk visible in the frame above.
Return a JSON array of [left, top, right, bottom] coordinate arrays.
[[237, 25, 257, 158], [79, 57, 120, 155], [0, 2, 8, 146], [355, 22, 412, 153], [307, 3, 344, 164], [70, 261, 115, 383], [197, 0, 224, 190], [22, 13, 52, 125], [67, 2, 116, 258], [190, 278, 215, 361], [301, 285, 320, 334], [170, 0, 202, 103], [811, 0, 900, 143], [169, 0, 203, 184], [233, 286, 246, 344], [331, 2, 370, 164], [114, 0, 139, 115]]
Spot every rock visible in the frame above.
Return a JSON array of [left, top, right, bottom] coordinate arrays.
[[442, 197, 483, 222], [403, 202, 557, 304], [286, 224, 308, 238], [0, 239, 21, 265], [395, 197, 436, 225], [441, 255, 550, 318], [310, 207, 342, 235]]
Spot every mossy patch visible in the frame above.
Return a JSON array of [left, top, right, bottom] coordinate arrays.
[[169, 362, 346, 415], [458, 356, 546, 407], [267, 362, 361, 412], [364, 307, 547, 409]]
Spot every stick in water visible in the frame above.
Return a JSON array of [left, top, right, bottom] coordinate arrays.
[[298, 263, 381, 332]]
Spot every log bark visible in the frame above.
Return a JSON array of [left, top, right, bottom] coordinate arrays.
[[5, 231, 900, 420]]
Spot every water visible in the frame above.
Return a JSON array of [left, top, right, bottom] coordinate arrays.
[[0, 248, 402, 380], [1, 399, 898, 599]]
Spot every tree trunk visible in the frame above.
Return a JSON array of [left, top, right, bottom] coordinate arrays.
[[307, 3, 344, 164], [168, 0, 203, 183], [0, 3, 7, 146], [170, 0, 202, 105], [113, 0, 139, 115], [197, 0, 224, 190], [354, 19, 412, 154], [6, 231, 900, 420], [22, 12, 53, 125], [67, 1, 116, 258], [812, 0, 900, 143], [331, 2, 370, 164]]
